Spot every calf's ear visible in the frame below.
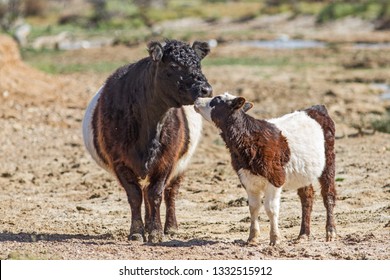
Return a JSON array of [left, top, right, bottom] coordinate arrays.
[[231, 97, 246, 110], [148, 41, 163, 62], [192, 41, 210, 60], [243, 102, 254, 112]]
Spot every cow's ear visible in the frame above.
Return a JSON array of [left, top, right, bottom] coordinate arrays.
[[192, 41, 210, 60], [148, 41, 163, 62], [231, 97, 246, 110]]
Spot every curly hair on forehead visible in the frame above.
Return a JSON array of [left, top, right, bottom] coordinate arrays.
[[163, 39, 201, 68]]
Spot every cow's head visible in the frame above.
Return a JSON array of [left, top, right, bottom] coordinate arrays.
[[148, 39, 212, 107]]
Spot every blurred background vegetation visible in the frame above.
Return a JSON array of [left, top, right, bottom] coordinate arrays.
[[1, 1, 389, 132], [1, 0, 389, 43]]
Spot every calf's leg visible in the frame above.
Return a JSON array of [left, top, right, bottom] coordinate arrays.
[[264, 185, 282, 246], [320, 164, 337, 241], [297, 185, 314, 240], [320, 125, 337, 241], [115, 164, 145, 242], [245, 186, 263, 244]]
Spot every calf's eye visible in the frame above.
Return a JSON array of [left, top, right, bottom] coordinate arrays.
[[210, 96, 222, 107]]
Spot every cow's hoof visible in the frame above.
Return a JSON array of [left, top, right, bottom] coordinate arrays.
[[297, 234, 310, 241], [130, 220, 145, 242], [128, 233, 145, 242], [148, 230, 164, 243], [164, 227, 178, 237]]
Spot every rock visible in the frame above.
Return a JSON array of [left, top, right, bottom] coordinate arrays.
[[32, 31, 69, 50], [14, 23, 31, 47]]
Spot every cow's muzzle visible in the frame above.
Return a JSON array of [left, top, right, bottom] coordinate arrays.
[[200, 84, 213, 97]]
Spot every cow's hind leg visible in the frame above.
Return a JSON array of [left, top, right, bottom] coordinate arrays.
[[164, 175, 183, 236], [297, 185, 314, 240], [115, 164, 145, 242]]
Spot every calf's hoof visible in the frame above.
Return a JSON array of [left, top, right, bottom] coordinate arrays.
[[246, 238, 259, 246], [247, 230, 260, 245], [148, 230, 165, 243], [269, 240, 280, 246], [269, 234, 280, 246], [326, 230, 337, 241]]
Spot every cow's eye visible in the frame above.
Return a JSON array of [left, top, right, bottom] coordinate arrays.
[[170, 63, 181, 70]]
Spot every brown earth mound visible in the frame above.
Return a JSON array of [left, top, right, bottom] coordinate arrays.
[[0, 35, 21, 63], [0, 35, 77, 108]]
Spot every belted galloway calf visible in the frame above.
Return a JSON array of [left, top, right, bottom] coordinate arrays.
[[82, 40, 212, 243], [194, 93, 336, 245]]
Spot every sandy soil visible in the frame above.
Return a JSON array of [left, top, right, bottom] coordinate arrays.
[[0, 16, 389, 260]]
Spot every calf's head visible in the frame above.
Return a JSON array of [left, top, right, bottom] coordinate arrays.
[[148, 40, 212, 106], [194, 92, 253, 124]]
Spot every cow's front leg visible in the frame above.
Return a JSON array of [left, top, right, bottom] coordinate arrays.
[[145, 177, 167, 243], [115, 164, 145, 242]]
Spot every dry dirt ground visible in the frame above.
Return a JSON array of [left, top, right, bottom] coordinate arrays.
[[0, 16, 389, 260]]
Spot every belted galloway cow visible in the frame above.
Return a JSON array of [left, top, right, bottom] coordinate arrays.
[[83, 40, 212, 243]]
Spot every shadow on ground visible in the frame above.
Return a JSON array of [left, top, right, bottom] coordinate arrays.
[[0, 231, 114, 243]]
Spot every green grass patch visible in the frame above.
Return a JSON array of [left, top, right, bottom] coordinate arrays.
[[26, 23, 86, 42], [38, 60, 123, 74], [204, 56, 290, 67], [20, 0, 263, 41], [21, 47, 63, 64], [296, 2, 326, 16], [105, 0, 139, 17], [372, 111, 390, 134], [316, 1, 384, 24], [21, 48, 123, 74], [259, 0, 325, 16], [203, 55, 322, 69]]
